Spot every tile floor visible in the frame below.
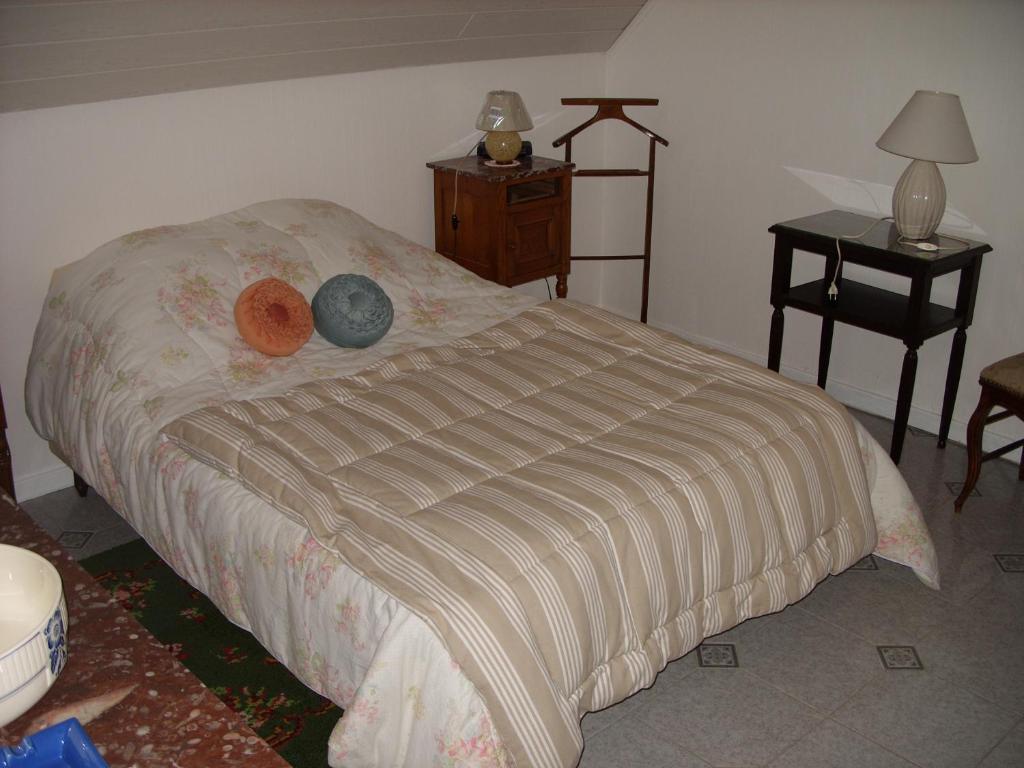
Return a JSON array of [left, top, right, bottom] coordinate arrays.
[[17, 410, 1024, 768], [20, 481, 141, 561]]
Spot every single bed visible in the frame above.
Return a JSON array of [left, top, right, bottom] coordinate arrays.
[[25, 199, 938, 768]]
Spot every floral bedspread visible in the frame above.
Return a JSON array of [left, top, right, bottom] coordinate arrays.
[[25, 199, 937, 768]]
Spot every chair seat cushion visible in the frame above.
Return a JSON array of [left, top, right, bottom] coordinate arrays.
[[981, 353, 1024, 398]]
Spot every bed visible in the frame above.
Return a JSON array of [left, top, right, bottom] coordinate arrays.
[[25, 199, 939, 768]]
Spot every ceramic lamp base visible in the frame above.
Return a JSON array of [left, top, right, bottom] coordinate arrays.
[[892, 159, 946, 240], [484, 130, 522, 164]]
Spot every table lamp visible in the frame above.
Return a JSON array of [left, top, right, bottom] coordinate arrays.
[[476, 90, 533, 166], [876, 90, 978, 240]]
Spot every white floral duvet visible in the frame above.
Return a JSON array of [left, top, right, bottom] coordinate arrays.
[[25, 199, 938, 768]]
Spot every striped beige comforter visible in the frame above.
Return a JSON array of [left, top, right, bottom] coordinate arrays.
[[163, 300, 876, 768]]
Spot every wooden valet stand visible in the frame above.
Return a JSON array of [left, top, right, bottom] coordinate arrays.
[[553, 98, 668, 324]]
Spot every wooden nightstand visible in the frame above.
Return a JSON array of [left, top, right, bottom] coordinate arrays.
[[427, 156, 574, 297], [0, 382, 13, 501]]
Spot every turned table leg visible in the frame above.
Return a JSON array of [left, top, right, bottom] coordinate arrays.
[[555, 273, 568, 299], [767, 306, 785, 372], [891, 346, 920, 464], [817, 317, 834, 389], [938, 327, 967, 448]]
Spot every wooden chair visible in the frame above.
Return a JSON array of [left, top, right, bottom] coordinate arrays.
[[954, 353, 1024, 512]]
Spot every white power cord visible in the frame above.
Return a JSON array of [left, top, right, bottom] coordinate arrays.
[[829, 217, 892, 300], [896, 234, 972, 251], [828, 218, 970, 301]]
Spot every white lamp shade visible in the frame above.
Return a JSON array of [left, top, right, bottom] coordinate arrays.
[[876, 90, 978, 164], [475, 90, 533, 132]]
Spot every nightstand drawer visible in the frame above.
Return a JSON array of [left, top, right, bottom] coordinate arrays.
[[507, 178, 561, 206]]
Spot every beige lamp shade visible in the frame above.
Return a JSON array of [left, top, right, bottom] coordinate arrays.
[[876, 91, 978, 164], [475, 90, 534, 132]]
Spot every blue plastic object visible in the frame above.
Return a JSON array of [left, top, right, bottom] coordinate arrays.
[[0, 719, 108, 768], [312, 274, 394, 348]]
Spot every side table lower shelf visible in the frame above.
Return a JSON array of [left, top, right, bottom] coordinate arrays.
[[786, 280, 958, 339], [0, 497, 290, 768]]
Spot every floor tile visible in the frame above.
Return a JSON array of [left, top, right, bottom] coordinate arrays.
[[631, 667, 821, 766], [978, 717, 1024, 768], [19, 487, 140, 560], [876, 645, 923, 671], [646, 644, 700, 690], [797, 570, 950, 645], [584, 642, 704, 740], [848, 554, 879, 570], [871, 553, 922, 580], [705, 609, 777, 646], [697, 643, 738, 668], [884, 523, 1003, 605], [20, 487, 126, 537], [582, 682, 661, 739], [767, 718, 918, 768], [915, 604, 1024, 715], [70, 520, 140, 561], [882, 433, 966, 508], [732, 607, 886, 714], [56, 530, 94, 550], [927, 483, 1024, 552], [945, 480, 980, 498], [579, 720, 710, 768], [968, 573, 1024, 636], [994, 554, 1024, 573], [834, 671, 1018, 768]]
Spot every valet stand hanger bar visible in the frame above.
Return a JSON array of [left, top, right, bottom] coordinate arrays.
[[553, 98, 668, 323]]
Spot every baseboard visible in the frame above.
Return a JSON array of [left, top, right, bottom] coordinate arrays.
[[15, 462, 72, 502]]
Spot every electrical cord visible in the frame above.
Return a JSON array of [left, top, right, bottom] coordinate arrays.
[[829, 217, 972, 301], [829, 216, 892, 301], [449, 138, 486, 262], [895, 233, 972, 250], [450, 136, 485, 232]]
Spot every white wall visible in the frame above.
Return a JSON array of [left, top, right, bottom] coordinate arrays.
[[0, 53, 608, 499], [603, 0, 1024, 452]]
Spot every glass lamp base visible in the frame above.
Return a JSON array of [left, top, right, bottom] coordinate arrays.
[[484, 131, 522, 164]]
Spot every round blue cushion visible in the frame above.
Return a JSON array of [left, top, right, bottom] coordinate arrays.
[[312, 274, 394, 348]]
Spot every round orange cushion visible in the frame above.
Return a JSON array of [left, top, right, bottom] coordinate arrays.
[[234, 278, 313, 356]]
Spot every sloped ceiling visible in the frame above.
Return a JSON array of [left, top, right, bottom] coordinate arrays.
[[0, 0, 646, 112]]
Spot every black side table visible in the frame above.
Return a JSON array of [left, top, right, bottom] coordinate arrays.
[[767, 210, 990, 464]]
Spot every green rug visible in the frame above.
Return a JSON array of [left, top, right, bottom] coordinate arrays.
[[82, 539, 341, 768]]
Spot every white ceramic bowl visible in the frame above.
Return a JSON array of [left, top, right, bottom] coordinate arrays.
[[0, 544, 68, 728]]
